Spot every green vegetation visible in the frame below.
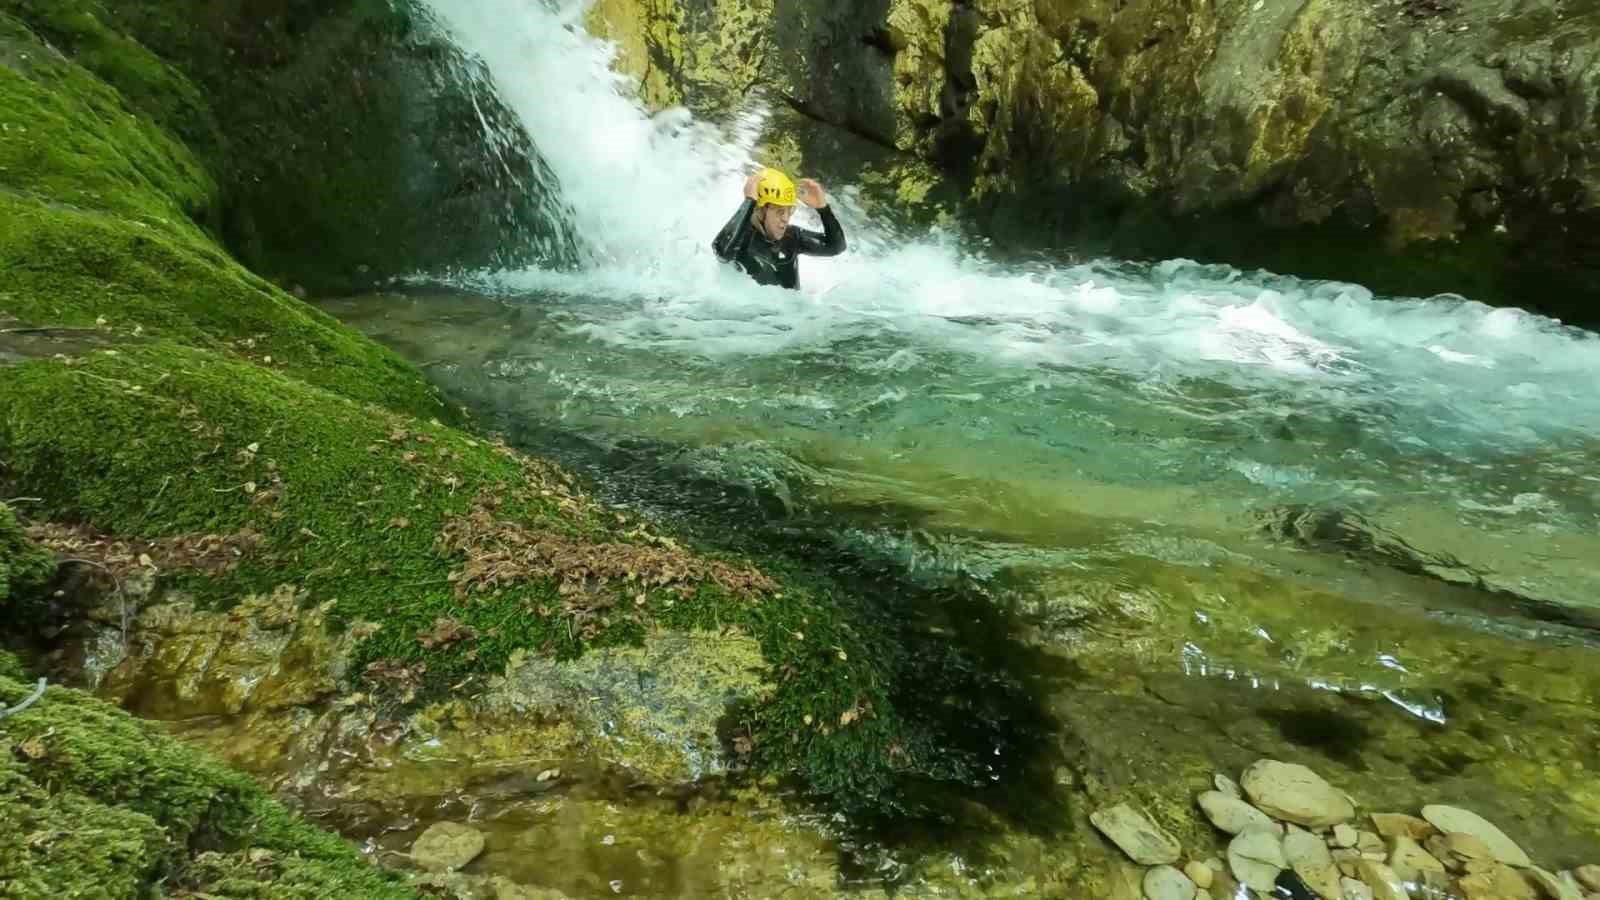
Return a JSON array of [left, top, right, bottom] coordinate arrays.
[[0, 671, 417, 899]]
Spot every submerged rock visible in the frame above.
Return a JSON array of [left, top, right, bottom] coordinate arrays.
[[1241, 760, 1355, 828], [1091, 804, 1183, 866], [1228, 829, 1287, 892], [1198, 790, 1282, 836], [1422, 805, 1532, 867], [1143, 865, 1197, 900], [411, 823, 486, 874]]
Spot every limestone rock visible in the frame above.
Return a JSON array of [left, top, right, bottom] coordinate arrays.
[[1185, 861, 1214, 890], [1528, 868, 1585, 900], [1369, 813, 1436, 842], [1284, 830, 1342, 900], [1199, 791, 1282, 836], [1421, 805, 1531, 867], [1229, 829, 1287, 893], [1355, 861, 1407, 900], [1092, 804, 1183, 865], [1143, 865, 1198, 900], [1340, 878, 1375, 900], [1241, 760, 1354, 828], [1388, 836, 1447, 884], [411, 822, 486, 873], [1459, 863, 1538, 900], [1576, 867, 1600, 893], [1331, 824, 1358, 848], [1216, 773, 1243, 798], [1332, 848, 1362, 877]]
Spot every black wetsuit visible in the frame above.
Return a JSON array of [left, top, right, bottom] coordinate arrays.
[[711, 199, 847, 290]]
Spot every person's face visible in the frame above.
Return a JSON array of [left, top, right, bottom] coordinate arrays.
[[760, 204, 794, 240]]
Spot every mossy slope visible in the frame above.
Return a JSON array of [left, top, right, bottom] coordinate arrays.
[[0, 666, 416, 899]]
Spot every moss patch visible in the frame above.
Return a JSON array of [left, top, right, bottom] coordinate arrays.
[[0, 503, 54, 627], [0, 673, 417, 898]]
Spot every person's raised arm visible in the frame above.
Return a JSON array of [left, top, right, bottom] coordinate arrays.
[[791, 179, 846, 257], [713, 173, 762, 260]]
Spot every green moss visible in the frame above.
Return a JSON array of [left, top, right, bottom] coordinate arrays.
[[0, 503, 54, 618], [0, 13, 446, 417], [0, 12, 214, 225], [0, 674, 417, 898]]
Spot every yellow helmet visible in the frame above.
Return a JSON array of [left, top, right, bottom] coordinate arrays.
[[754, 168, 797, 207]]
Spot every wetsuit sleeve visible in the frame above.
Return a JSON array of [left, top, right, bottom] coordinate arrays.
[[791, 205, 847, 257], [713, 199, 757, 261]]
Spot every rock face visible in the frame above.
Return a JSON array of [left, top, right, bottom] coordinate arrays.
[[1240, 760, 1355, 828], [587, 0, 1600, 325], [1422, 805, 1533, 867], [1091, 804, 1183, 865]]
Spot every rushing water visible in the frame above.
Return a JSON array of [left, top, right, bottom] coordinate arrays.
[[313, 0, 1600, 892]]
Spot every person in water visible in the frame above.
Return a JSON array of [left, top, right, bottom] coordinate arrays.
[[712, 168, 846, 289]]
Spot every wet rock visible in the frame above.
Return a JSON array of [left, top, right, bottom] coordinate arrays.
[[1340, 878, 1375, 900], [1091, 804, 1183, 865], [1185, 861, 1214, 890], [1199, 790, 1282, 836], [1215, 773, 1243, 798], [1388, 836, 1447, 885], [1241, 760, 1354, 828], [1459, 863, 1538, 900], [411, 822, 486, 873], [1356, 831, 1386, 860], [1429, 831, 1497, 872], [1355, 860, 1407, 900], [1229, 829, 1287, 892], [1331, 824, 1358, 848], [1577, 867, 1600, 893], [486, 632, 769, 783], [1421, 805, 1532, 867], [1527, 868, 1585, 900], [1144, 865, 1197, 900], [1369, 813, 1437, 842], [1284, 829, 1342, 900], [1332, 848, 1362, 877]]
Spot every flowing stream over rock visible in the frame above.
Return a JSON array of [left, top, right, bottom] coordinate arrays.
[[295, 0, 1600, 893]]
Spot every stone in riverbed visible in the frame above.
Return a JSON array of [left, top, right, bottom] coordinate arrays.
[[1283, 829, 1341, 900], [1331, 824, 1358, 848], [1576, 867, 1600, 893], [1355, 830, 1386, 860], [1143, 865, 1197, 900], [1421, 804, 1531, 867], [411, 822, 486, 873], [1355, 860, 1407, 900], [1459, 863, 1538, 900], [1340, 878, 1375, 900], [1241, 760, 1354, 828], [1369, 812, 1436, 841], [1216, 773, 1243, 798], [1229, 829, 1287, 892], [1184, 861, 1214, 890], [1332, 848, 1362, 877], [1198, 791, 1282, 836], [1092, 804, 1182, 865], [1527, 868, 1585, 900], [1388, 835, 1447, 884]]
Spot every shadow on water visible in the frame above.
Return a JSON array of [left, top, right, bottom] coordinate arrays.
[[469, 395, 1079, 869]]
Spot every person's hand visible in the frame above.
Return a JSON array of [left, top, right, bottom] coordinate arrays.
[[797, 178, 827, 209], [743, 172, 761, 201]]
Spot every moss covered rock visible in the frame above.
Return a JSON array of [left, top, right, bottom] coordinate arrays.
[[0, 673, 417, 898], [2, 0, 574, 294]]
